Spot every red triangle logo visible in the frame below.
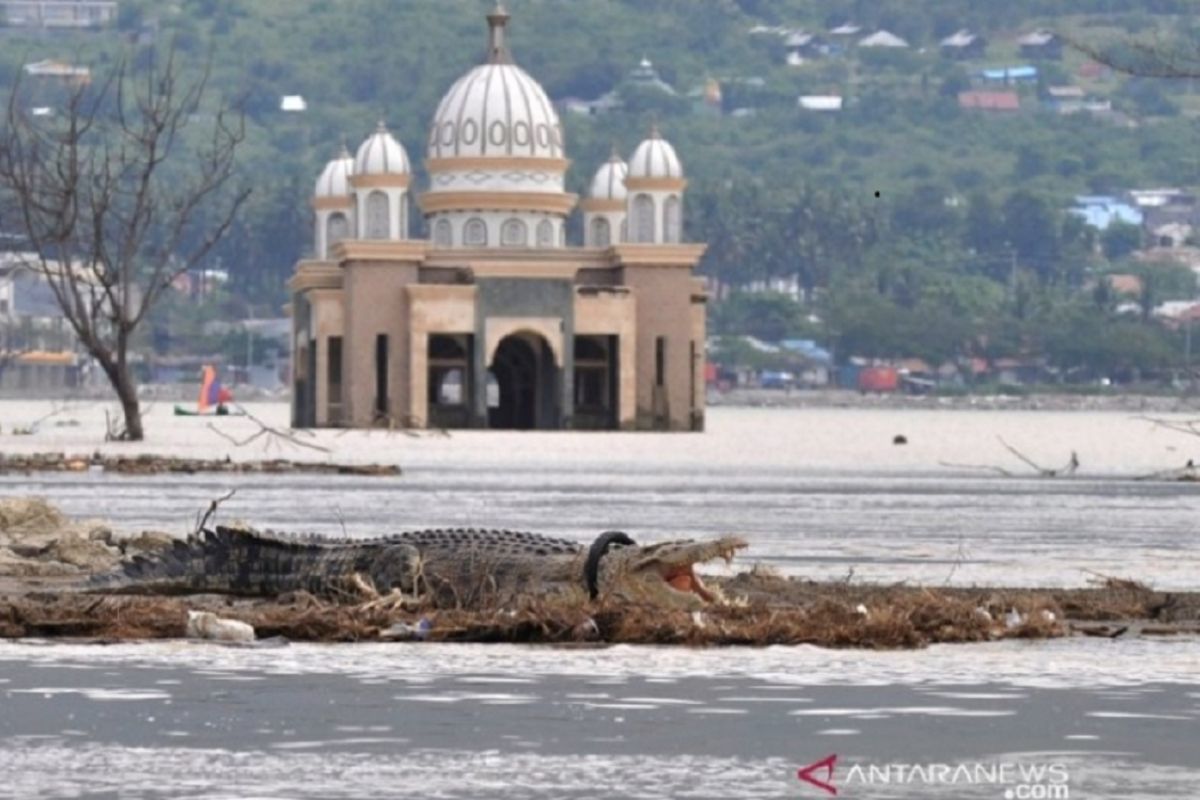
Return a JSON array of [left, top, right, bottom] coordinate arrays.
[[797, 753, 838, 795]]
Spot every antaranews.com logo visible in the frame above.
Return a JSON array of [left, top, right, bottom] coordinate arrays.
[[798, 754, 1070, 797]]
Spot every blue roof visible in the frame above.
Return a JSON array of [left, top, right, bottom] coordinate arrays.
[[981, 65, 1038, 81], [1070, 197, 1143, 230], [780, 339, 833, 364]]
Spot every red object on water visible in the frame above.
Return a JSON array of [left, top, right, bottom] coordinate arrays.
[[858, 367, 898, 393]]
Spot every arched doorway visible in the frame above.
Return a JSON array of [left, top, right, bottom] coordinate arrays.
[[488, 333, 558, 430]]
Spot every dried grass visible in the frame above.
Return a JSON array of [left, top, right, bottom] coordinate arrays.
[[0, 497, 65, 535], [4, 571, 1196, 648]]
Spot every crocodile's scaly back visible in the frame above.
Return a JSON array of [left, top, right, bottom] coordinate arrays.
[[92, 526, 583, 602], [90, 525, 748, 610], [92, 526, 421, 597]]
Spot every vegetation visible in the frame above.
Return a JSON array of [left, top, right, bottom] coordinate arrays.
[[2, 0, 1199, 383]]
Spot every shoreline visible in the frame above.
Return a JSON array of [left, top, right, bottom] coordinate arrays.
[[709, 387, 1200, 413]]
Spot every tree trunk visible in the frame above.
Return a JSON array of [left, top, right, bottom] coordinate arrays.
[[115, 368, 144, 441], [95, 345, 144, 441]]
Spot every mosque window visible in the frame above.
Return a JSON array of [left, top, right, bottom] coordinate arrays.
[[663, 195, 681, 244], [365, 191, 389, 239], [591, 217, 611, 248], [632, 194, 655, 243], [434, 219, 453, 247], [501, 218, 527, 248], [399, 195, 409, 239], [326, 212, 349, 251], [465, 218, 488, 246], [536, 219, 554, 247]]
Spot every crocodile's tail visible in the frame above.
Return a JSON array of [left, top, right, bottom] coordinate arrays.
[[88, 526, 366, 597]]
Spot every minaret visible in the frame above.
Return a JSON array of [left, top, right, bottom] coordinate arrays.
[[351, 120, 412, 241], [625, 124, 686, 244], [312, 144, 355, 259], [582, 145, 628, 247]]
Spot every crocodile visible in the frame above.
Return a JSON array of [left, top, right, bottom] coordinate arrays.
[[91, 526, 748, 609]]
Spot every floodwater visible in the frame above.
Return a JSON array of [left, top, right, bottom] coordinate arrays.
[[1, 400, 1199, 797]]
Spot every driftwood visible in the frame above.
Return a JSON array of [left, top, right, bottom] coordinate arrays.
[[206, 406, 331, 454], [194, 489, 237, 536], [940, 436, 1079, 477]]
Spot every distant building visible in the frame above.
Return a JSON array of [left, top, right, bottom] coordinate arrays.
[[958, 90, 1020, 112], [627, 56, 676, 96], [1070, 196, 1143, 230], [1130, 190, 1200, 247], [828, 22, 861, 37], [1, 0, 115, 28], [979, 65, 1038, 84], [798, 95, 843, 111], [1042, 85, 1111, 115], [1018, 30, 1062, 60], [22, 58, 90, 83], [859, 30, 909, 48], [783, 29, 826, 63], [280, 95, 307, 112], [0, 254, 82, 393], [1106, 273, 1143, 297], [940, 29, 986, 60]]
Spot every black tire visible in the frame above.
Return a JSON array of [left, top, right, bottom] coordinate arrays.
[[584, 531, 636, 600]]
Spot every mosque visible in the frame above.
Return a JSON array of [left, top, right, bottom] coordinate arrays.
[[289, 4, 707, 431]]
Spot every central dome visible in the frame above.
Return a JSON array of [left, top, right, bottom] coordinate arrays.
[[420, 4, 576, 250], [426, 5, 564, 162], [427, 65, 563, 161]]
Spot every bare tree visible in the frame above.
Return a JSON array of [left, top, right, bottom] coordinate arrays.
[[0, 316, 16, 386], [0, 46, 249, 440]]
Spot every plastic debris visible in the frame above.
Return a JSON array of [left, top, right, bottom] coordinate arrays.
[[185, 610, 255, 642], [380, 618, 432, 641]]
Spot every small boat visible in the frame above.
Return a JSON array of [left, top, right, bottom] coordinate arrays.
[[174, 365, 242, 416], [173, 404, 245, 417]]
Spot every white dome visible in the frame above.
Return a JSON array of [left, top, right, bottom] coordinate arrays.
[[628, 127, 683, 179], [426, 6, 564, 162], [427, 64, 563, 161], [315, 147, 354, 198], [589, 152, 627, 201], [355, 122, 410, 176]]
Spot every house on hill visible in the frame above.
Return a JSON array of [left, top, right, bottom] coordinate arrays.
[[958, 91, 1019, 112], [798, 95, 843, 112], [979, 65, 1038, 85], [940, 29, 986, 60], [1070, 196, 1142, 230], [1018, 30, 1062, 60], [1, 0, 115, 29], [22, 58, 90, 83], [859, 30, 909, 48]]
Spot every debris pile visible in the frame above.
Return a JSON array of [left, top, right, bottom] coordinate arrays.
[[0, 498, 1195, 648], [0, 452, 400, 477]]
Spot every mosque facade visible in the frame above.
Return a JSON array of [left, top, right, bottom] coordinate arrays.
[[290, 5, 706, 431]]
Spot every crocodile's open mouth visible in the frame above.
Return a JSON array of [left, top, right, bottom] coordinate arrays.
[[661, 539, 746, 602], [665, 565, 716, 602]]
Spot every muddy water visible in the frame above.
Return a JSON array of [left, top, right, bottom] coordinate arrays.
[[0, 401, 1198, 797]]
